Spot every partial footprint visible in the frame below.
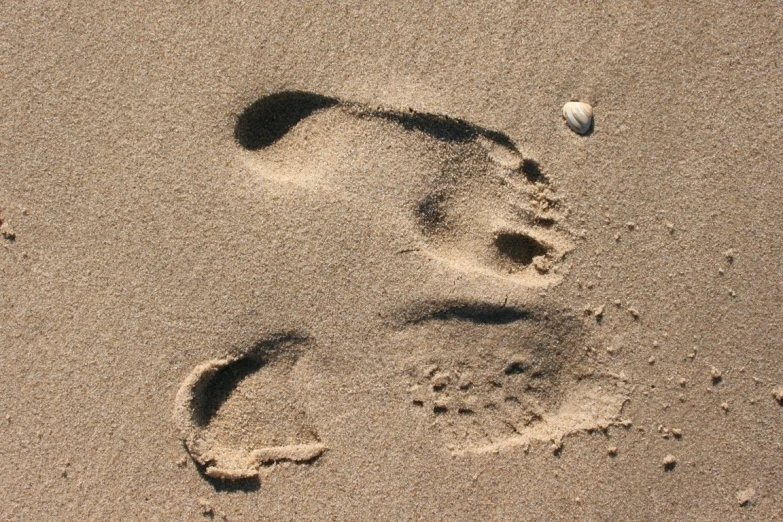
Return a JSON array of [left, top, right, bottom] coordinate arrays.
[[395, 302, 629, 454], [173, 333, 325, 481], [235, 91, 572, 288]]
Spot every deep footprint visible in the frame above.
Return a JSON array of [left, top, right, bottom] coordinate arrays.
[[235, 91, 572, 287], [173, 333, 325, 481]]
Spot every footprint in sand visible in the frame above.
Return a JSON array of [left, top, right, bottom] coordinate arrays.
[[396, 301, 628, 454], [173, 333, 325, 481], [175, 91, 628, 480], [235, 91, 571, 288]]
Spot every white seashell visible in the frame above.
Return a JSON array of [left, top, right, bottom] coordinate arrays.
[[562, 101, 593, 134]]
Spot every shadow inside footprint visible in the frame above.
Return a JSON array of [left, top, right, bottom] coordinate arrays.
[[370, 109, 517, 150], [406, 301, 532, 325], [235, 91, 340, 150], [521, 158, 548, 184], [234, 90, 525, 174], [194, 356, 263, 428], [173, 332, 326, 482], [494, 232, 549, 268]]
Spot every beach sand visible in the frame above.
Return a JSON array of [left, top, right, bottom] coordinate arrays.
[[2, 2, 781, 520]]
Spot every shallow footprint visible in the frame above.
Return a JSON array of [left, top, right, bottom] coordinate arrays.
[[235, 91, 572, 288], [396, 302, 629, 454], [173, 333, 325, 481]]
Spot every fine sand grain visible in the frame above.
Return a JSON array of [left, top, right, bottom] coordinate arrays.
[[2, 2, 781, 520]]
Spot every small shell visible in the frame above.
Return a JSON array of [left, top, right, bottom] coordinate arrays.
[[562, 101, 593, 134]]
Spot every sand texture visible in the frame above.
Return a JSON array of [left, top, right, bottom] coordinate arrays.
[[2, 1, 782, 520]]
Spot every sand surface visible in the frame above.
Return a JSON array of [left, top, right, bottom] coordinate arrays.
[[2, 2, 782, 520]]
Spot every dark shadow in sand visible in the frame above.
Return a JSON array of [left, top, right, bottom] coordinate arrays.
[[405, 301, 533, 325], [235, 91, 340, 150], [235, 90, 521, 160], [191, 332, 308, 428], [369, 109, 517, 150]]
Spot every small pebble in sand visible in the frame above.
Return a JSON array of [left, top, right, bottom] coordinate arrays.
[[724, 249, 735, 263], [606, 346, 616, 355], [626, 222, 636, 231], [423, 365, 439, 377], [594, 304, 605, 318], [628, 308, 640, 319], [721, 402, 730, 412], [736, 487, 755, 507], [613, 300, 622, 307], [431, 372, 451, 389], [710, 366, 723, 384], [679, 378, 688, 387], [198, 498, 214, 517], [771, 386, 783, 404], [648, 356, 655, 365], [671, 428, 682, 438], [607, 446, 618, 457], [662, 454, 677, 470], [0, 221, 15, 242]]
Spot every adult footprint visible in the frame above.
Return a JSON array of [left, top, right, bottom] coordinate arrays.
[[173, 333, 325, 481], [235, 91, 572, 288], [396, 301, 629, 454]]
